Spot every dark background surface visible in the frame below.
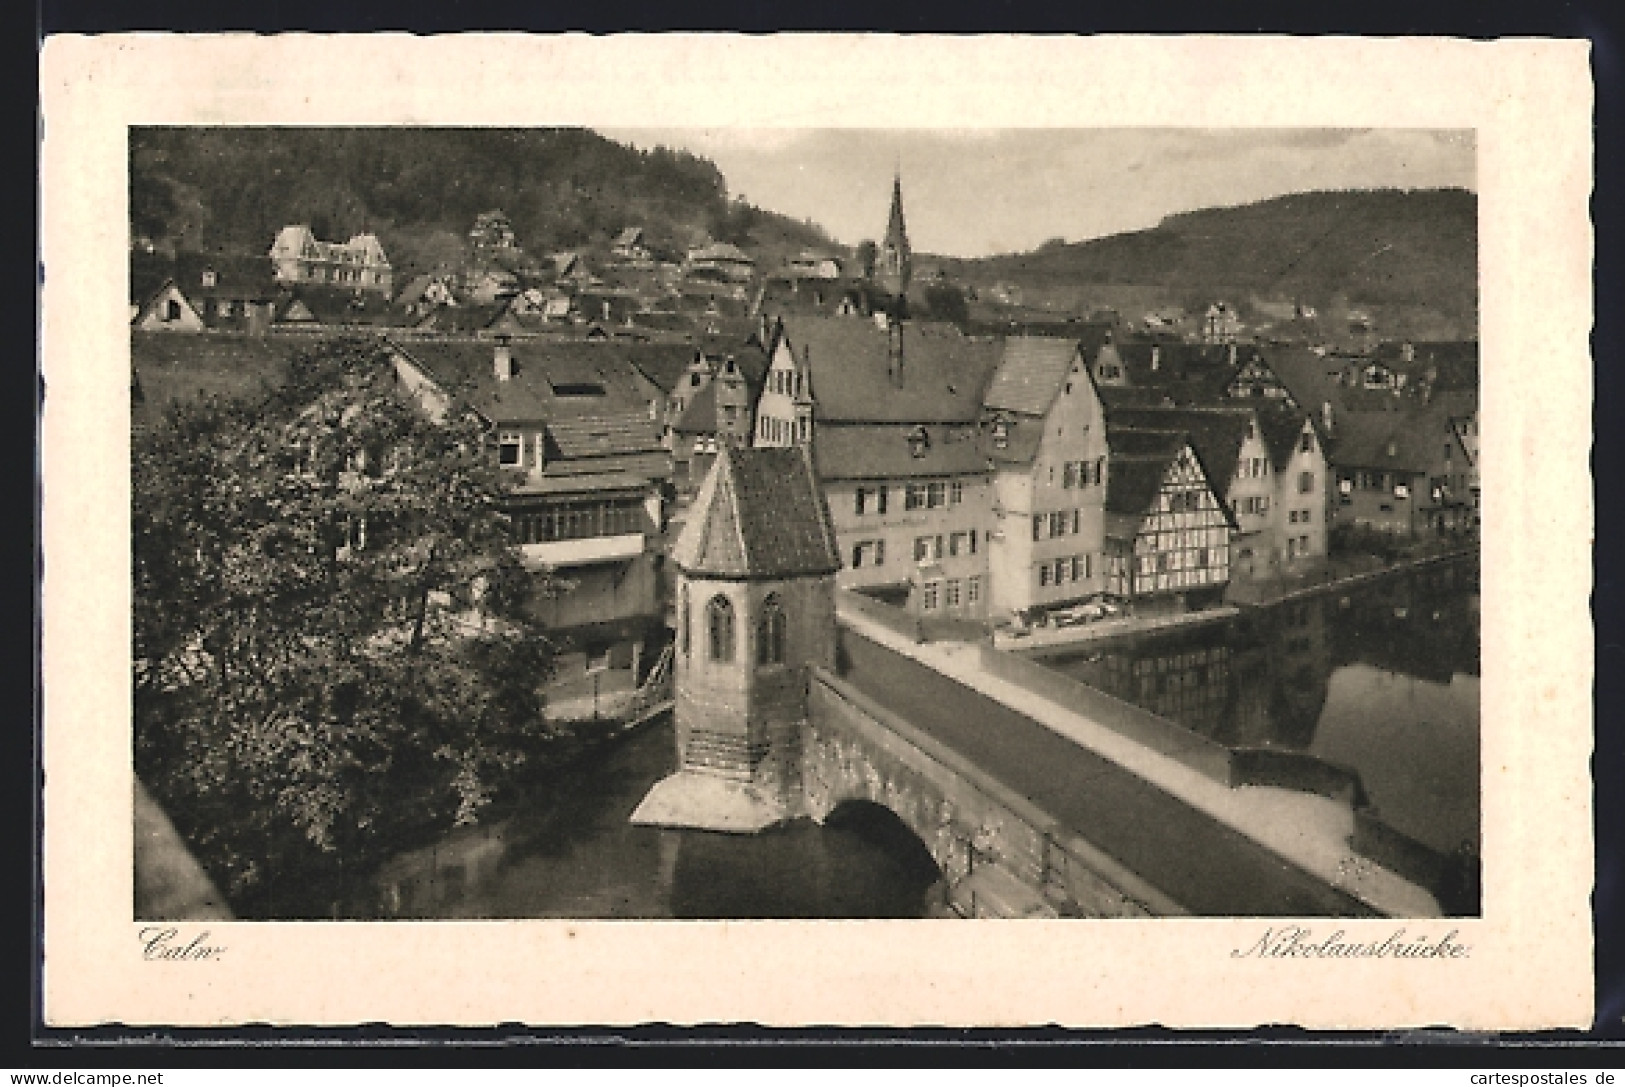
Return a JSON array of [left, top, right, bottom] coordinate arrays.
[[21, 0, 1624, 1063]]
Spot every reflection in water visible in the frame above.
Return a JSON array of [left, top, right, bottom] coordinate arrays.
[[368, 719, 941, 920], [1042, 560, 1480, 864]]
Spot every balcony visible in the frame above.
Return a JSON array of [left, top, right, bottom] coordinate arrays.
[[519, 532, 646, 570]]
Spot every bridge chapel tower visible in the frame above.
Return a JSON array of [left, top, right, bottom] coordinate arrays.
[[632, 444, 841, 831]]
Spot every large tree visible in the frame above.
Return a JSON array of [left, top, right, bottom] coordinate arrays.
[[134, 337, 555, 913]]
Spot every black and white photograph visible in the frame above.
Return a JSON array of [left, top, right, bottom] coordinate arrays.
[[127, 125, 1483, 923], [41, 34, 1592, 1029]]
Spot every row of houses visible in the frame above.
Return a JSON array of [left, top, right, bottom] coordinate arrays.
[[134, 293, 1477, 703], [381, 311, 1476, 636]]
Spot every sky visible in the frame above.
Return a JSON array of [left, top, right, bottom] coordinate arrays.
[[603, 129, 1476, 259]]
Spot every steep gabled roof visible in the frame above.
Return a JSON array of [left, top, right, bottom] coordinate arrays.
[[982, 336, 1085, 417], [775, 315, 1002, 424], [1104, 429, 1188, 519], [1106, 407, 1255, 491], [672, 445, 840, 579], [672, 379, 720, 435], [1255, 403, 1315, 468]]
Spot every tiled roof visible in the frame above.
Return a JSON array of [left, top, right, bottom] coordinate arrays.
[[812, 422, 989, 481], [672, 445, 840, 579], [1107, 408, 1254, 491], [506, 471, 655, 497], [544, 414, 663, 460], [1113, 340, 1240, 402], [672, 379, 719, 435], [1254, 403, 1314, 469], [1104, 436, 1185, 520], [982, 337, 1085, 417], [1328, 411, 1443, 474], [776, 315, 1003, 424], [620, 342, 706, 394], [388, 338, 661, 424]]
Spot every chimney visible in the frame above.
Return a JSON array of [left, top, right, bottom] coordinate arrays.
[[1402, 341, 1416, 363], [887, 318, 905, 388], [493, 335, 514, 382], [1227, 341, 1238, 367], [1151, 345, 1161, 371], [1321, 400, 1335, 436]]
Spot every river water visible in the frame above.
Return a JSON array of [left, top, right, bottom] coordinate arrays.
[[1036, 560, 1480, 865], [360, 561, 1476, 920], [367, 715, 943, 920]]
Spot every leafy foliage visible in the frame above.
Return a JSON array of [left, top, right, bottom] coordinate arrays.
[[937, 189, 1477, 320], [133, 337, 555, 911], [130, 128, 832, 277]]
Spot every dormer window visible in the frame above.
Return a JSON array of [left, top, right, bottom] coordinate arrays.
[[498, 431, 524, 468], [991, 419, 1009, 450], [908, 426, 930, 458]]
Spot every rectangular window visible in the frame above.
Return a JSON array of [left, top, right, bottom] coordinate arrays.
[[1289, 510, 1299, 524], [906, 484, 925, 511], [950, 480, 963, 505], [1299, 471, 1314, 494], [1071, 509, 1081, 534], [928, 481, 946, 508], [969, 530, 978, 555], [852, 543, 865, 568], [1039, 565, 1051, 587], [967, 576, 981, 603], [1050, 511, 1066, 537], [1062, 462, 1077, 489], [1301, 508, 1312, 524], [923, 581, 940, 611], [1033, 515, 1044, 542], [877, 486, 888, 514], [855, 488, 868, 515], [874, 540, 885, 565], [1301, 432, 1314, 454], [1055, 559, 1068, 584], [948, 532, 964, 557], [498, 431, 524, 467], [945, 579, 962, 607], [914, 537, 931, 562]]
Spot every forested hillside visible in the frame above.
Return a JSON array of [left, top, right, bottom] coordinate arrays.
[[937, 189, 1476, 320], [130, 128, 834, 277]]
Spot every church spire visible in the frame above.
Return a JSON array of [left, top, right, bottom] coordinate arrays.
[[879, 171, 912, 297]]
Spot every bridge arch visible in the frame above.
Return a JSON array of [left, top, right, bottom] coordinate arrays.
[[821, 799, 943, 886]]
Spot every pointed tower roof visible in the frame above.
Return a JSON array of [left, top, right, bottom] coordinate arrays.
[[884, 173, 909, 253], [671, 445, 841, 579]]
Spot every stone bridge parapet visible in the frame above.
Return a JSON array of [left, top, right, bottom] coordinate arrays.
[[802, 668, 1186, 919]]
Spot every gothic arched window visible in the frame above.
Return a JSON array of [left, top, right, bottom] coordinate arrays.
[[706, 594, 735, 662], [757, 594, 787, 666]]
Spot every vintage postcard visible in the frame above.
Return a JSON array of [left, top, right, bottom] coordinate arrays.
[[38, 35, 1593, 1028]]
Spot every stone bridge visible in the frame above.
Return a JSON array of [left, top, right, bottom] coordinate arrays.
[[799, 666, 1182, 918], [637, 626, 1400, 917]]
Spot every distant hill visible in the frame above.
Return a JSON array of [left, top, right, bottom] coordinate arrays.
[[934, 189, 1477, 324], [130, 127, 835, 281]]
